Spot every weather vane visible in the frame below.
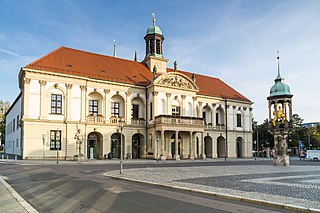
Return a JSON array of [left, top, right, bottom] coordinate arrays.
[[277, 50, 280, 60], [152, 12, 156, 25]]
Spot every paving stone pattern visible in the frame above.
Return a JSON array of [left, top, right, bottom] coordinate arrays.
[[104, 165, 320, 210]]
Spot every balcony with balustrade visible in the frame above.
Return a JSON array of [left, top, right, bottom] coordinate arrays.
[[86, 115, 105, 123], [154, 115, 204, 132]]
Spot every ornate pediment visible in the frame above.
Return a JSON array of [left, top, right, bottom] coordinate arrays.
[[153, 72, 198, 91]]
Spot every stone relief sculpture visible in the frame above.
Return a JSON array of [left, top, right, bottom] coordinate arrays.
[[156, 73, 196, 90]]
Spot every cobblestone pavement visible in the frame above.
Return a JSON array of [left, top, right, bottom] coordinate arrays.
[[104, 165, 320, 211]]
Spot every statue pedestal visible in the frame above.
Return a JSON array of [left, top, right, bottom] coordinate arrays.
[[273, 155, 289, 166], [74, 154, 86, 161]]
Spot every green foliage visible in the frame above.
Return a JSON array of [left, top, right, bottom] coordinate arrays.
[[0, 100, 10, 145], [253, 119, 273, 148]]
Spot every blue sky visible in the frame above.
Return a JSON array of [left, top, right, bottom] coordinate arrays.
[[1, 0, 320, 123]]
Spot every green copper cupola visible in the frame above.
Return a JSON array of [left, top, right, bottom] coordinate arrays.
[[144, 13, 164, 58], [268, 51, 293, 99]]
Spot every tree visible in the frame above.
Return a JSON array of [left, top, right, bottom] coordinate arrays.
[[253, 119, 274, 149], [0, 100, 10, 146]]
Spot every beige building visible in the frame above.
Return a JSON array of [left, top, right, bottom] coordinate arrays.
[[5, 19, 253, 160]]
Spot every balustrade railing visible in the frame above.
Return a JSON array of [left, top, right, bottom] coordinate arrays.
[[86, 115, 105, 123], [155, 115, 204, 126]]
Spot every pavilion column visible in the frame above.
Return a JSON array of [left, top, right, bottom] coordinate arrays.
[[39, 80, 47, 119], [166, 93, 171, 115], [189, 131, 194, 160], [65, 83, 72, 121], [268, 103, 271, 121], [126, 92, 132, 124], [160, 130, 166, 160], [104, 89, 110, 123], [80, 85, 87, 122], [23, 78, 31, 119], [174, 131, 180, 160], [289, 101, 293, 121]]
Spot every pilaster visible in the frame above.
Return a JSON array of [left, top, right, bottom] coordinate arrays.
[[23, 78, 31, 118], [166, 93, 171, 115], [181, 95, 186, 116], [65, 83, 72, 121], [125, 92, 132, 124], [80, 85, 87, 122], [152, 91, 158, 120], [104, 89, 110, 123], [39, 80, 47, 119], [192, 96, 197, 117]]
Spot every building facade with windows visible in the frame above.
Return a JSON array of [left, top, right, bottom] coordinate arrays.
[[5, 19, 253, 160]]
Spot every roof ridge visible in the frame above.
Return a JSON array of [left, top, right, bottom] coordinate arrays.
[[167, 67, 219, 80], [59, 46, 144, 65], [26, 46, 65, 67]]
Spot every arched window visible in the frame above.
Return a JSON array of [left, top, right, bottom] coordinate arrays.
[[172, 100, 180, 116]]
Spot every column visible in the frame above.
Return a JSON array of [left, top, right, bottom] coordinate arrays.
[[198, 102, 203, 118], [212, 104, 216, 127], [181, 95, 186, 116], [125, 92, 131, 124], [174, 131, 180, 160], [39, 80, 47, 119], [225, 105, 229, 129], [233, 106, 237, 129], [166, 93, 171, 115], [201, 132, 206, 159], [152, 91, 158, 120], [192, 97, 197, 117], [283, 102, 287, 120], [160, 130, 166, 160], [189, 131, 194, 159], [23, 78, 31, 118], [80, 85, 87, 122], [65, 83, 72, 121], [268, 103, 271, 121], [243, 107, 247, 131], [288, 101, 292, 121], [249, 108, 253, 131], [104, 89, 110, 123]]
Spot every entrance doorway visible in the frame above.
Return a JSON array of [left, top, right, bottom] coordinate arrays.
[[170, 133, 181, 157], [87, 132, 103, 159], [111, 133, 122, 159], [132, 134, 141, 159], [236, 137, 243, 158], [217, 136, 226, 158], [204, 136, 213, 158]]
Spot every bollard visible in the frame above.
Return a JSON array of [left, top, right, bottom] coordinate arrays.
[[1, 154, 3, 161], [15, 155, 17, 162], [7, 155, 9, 161]]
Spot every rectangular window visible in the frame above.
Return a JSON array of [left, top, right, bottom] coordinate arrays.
[[237, 114, 242, 127], [132, 104, 139, 119], [172, 106, 180, 116], [89, 100, 98, 116], [51, 94, 62, 114], [16, 138, 18, 147], [111, 102, 120, 117], [216, 113, 219, 125], [16, 115, 19, 130], [202, 112, 206, 124], [13, 119, 15, 132], [150, 103, 153, 120], [50, 130, 61, 150]]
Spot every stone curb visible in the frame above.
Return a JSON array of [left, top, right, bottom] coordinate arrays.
[[0, 176, 38, 213], [104, 173, 320, 213]]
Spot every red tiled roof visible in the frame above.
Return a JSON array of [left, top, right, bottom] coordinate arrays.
[[25, 46, 251, 102], [168, 69, 251, 102]]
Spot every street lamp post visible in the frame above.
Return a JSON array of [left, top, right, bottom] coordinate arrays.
[[156, 133, 159, 163], [119, 118, 125, 174], [254, 140, 257, 161], [42, 134, 46, 165]]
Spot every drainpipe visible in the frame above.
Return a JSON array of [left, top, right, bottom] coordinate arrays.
[[145, 87, 148, 159], [225, 99, 228, 161]]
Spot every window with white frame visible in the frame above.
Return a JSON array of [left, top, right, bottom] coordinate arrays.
[[51, 94, 62, 114], [50, 130, 61, 150], [111, 102, 120, 117], [89, 100, 98, 116], [172, 106, 180, 116]]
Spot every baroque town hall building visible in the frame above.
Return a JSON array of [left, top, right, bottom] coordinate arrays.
[[5, 18, 253, 160]]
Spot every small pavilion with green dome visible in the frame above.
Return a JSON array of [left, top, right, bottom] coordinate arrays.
[[267, 51, 293, 166]]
